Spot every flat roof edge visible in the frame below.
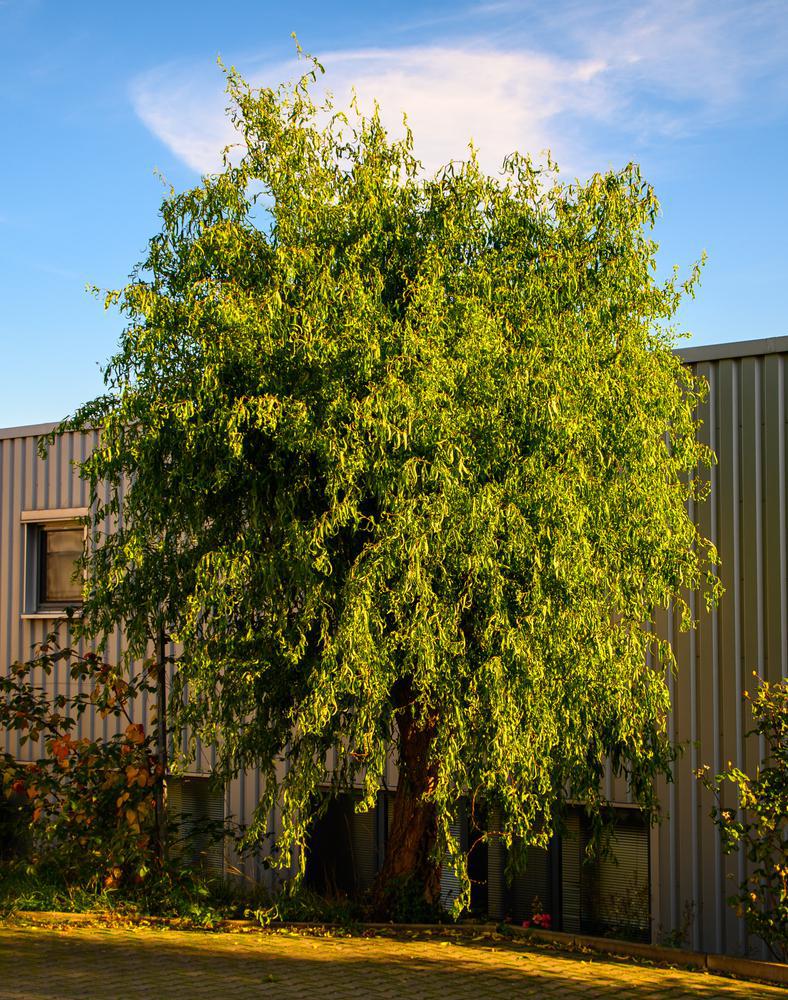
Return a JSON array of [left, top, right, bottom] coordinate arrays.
[[0, 421, 59, 441], [676, 336, 788, 363], [1, 337, 786, 438]]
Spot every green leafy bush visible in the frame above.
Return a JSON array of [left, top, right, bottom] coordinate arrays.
[[0, 637, 266, 922], [0, 637, 162, 892], [699, 678, 787, 961]]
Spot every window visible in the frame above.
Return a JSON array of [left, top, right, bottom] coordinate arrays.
[[167, 775, 225, 877], [560, 806, 650, 940], [21, 508, 87, 616], [39, 525, 83, 604], [305, 791, 387, 897]]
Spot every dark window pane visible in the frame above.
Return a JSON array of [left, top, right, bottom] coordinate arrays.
[[41, 527, 82, 603]]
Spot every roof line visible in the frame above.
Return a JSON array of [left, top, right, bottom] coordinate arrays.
[[0, 421, 59, 441], [676, 335, 788, 363], [1, 337, 786, 439]]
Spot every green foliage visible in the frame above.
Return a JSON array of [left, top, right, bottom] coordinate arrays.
[[0, 864, 233, 925], [250, 885, 363, 928], [372, 873, 447, 924], [53, 51, 719, 897], [0, 867, 122, 916], [699, 678, 788, 961]]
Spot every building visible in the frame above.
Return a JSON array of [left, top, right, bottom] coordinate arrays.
[[1, 336, 786, 957]]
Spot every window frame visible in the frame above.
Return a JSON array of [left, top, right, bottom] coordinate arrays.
[[21, 508, 88, 619]]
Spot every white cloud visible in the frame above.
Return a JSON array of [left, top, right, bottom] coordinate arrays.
[[130, 46, 612, 178], [130, 65, 237, 175], [317, 47, 610, 176], [129, 1, 788, 178]]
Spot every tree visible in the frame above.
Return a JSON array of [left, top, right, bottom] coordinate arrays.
[[53, 54, 720, 912]]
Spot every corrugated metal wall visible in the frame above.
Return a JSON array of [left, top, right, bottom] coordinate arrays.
[[2, 336, 786, 955], [654, 342, 788, 958]]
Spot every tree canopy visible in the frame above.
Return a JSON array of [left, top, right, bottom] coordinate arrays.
[[56, 56, 720, 909]]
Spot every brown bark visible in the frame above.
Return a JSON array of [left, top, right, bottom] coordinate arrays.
[[373, 681, 441, 913]]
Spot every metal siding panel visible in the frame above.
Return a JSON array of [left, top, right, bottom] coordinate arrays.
[[670, 587, 699, 947], [740, 358, 766, 772], [693, 361, 723, 954], [708, 363, 726, 954], [739, 358, 768, 959], [1, 429, 147, 756], [661, 603, 677, 936], [784, 353, 788, 683], [14, 439, 26, 757], [716, 360, 745, 954], [656, 354, 787, 960], [688, 554, 701, 950], [65, 428, 74, 508], [649, 607, 671, 940], [1, 438, 12, 754], [763, 355, 786, 687]]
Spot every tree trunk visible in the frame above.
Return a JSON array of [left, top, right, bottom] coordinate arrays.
[[373, 682, 441, 914]]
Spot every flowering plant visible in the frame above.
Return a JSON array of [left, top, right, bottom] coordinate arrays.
[[0, 636, 161, 889], [522, 895, 552, 930]]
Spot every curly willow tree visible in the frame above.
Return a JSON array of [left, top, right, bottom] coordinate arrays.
[[54, 57, 719, 910]]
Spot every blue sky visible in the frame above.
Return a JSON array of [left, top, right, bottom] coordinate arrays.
[[1, 0, 787, 427]]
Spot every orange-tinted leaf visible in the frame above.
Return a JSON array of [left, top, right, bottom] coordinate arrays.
[[124, 723, 145, 745]]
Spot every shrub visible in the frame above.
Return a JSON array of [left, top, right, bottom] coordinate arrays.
[[699, 677, 787, 961], [0, 637, 162, 892]]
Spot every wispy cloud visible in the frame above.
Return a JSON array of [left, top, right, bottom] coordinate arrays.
[[129, 1, 788, 178], [131, 66, 234, 175], [130, 46, 611, 178]]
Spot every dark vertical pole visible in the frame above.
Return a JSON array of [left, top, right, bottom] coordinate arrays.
[[155, 624, 167, 860]]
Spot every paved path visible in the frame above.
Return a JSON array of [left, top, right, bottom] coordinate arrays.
[[0, 924, 782, 999]]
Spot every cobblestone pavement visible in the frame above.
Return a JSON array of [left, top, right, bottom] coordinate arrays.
[[0, 924, 782, 1000]]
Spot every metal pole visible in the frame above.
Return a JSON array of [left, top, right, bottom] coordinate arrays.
[[155, 624, 167, 859]]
